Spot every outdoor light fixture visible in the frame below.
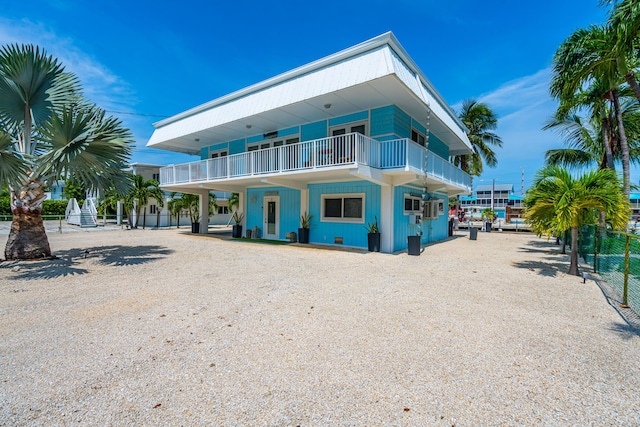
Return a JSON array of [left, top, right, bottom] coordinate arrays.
[[195, 138, 200, 142], [324, 103, 331, 109], [246, 124, 252, 129]]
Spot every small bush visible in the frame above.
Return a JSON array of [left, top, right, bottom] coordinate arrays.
[[42, 200, 68, 216]]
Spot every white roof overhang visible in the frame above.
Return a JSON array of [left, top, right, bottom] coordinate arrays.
[[148, 32, 472, 157]]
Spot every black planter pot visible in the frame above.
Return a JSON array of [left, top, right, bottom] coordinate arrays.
[[367, 233, 381, 252], [407, 235, 421, 256], [191, 222, 200, 234], [232, 224, 243, 238], [298, 227, 310, 243]]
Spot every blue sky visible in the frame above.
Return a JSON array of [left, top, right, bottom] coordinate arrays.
[[2, 0, 634, 195]]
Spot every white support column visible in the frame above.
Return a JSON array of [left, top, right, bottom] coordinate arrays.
[[116, 201, 122, 225], [300, 188, 309, 219], [238, 191, 246, 230], [198, 190, 209, 234], [381, 185, 394, 253]]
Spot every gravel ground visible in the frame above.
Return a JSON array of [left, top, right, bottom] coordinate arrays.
[[1, 228, 639, 426]]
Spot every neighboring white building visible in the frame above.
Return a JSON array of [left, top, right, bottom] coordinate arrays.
[[125, 163, 231, 227]]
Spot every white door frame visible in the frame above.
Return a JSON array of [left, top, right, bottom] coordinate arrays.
[[263, 196, 280, 239]]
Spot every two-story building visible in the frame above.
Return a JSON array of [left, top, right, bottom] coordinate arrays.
[[147, 32, 473, 252], [459, 184, 524, 222]]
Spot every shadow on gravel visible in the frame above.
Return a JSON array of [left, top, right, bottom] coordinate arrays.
[[510, 259, 569, 277], [2, 245, 173, 280]]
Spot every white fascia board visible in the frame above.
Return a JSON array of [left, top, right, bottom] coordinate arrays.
[[148, 46, 394, 146], [153, 32, 396, 129]]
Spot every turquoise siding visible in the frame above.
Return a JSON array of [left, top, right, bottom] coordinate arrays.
[[246, 187, 301, 240], [329, 111, 368, 127], [308, 181, 380, 248], [393, 107, 411, 139], [371, 105, 410, 139], [210, 142, 228, 152], [301, 120, 327, 141], [200, 147, 208, 160], [411, 119, 426, 135], [371, 105, 395, 137], [247, 134, 264, 143], [229, 139, 245, 155], [428, 134, 449, 159], [279, 126, 300, 137], [393, 186, 448, 251]]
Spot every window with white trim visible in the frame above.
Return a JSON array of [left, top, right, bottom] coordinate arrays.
[[321, 193, 365, 223], [149, 204, 157, 214], [404, 194, 422, 215], [210, 150, 228, 158], [411, 129, 426, 146]]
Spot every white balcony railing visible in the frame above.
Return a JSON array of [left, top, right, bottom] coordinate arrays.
[[160, 133, 471, 191]]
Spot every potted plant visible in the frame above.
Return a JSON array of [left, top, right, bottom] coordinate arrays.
[[168, 192, 217, 233], [365, 216, 380, 252], [481, 208, 496, 232], [298, 211, 312, 243], [231, 210, 244, 238]]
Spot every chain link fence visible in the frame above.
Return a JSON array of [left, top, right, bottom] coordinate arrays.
[[579, 225, 640, 316]]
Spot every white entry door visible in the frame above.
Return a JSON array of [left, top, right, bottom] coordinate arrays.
[[263, 196, 279, 239]]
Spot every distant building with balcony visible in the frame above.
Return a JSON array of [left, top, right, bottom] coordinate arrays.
[[460, 184, 524, 222], [147, 32, 473, 252]]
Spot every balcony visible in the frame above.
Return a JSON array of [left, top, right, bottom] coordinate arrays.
[[160, 133, 471, 194]]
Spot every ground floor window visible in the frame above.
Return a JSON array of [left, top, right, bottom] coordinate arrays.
[[321, 193, 365, 223], [217, 206, 229, 214], [149, 204, 157, 214]]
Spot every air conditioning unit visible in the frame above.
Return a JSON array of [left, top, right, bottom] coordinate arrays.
[[422, 199, 444, 220]]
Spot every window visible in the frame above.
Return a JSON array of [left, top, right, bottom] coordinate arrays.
[[217, 206, 229, 214], [149, 205, 157, 214], [211, 150, 228, 158], [321, 193, 365, 223], [404, 194, 422, 215], [152, 173, 160, 181], [411, 129, 426, 146], [329, 122, 368, 137]]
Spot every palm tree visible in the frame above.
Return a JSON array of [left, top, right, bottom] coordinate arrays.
[[122, 175, 165, 228], [453, 99, 503, 176], [551, 24, 632, 198], [0, 44, 133, 259], [524, 165, 630, 275], [608, 0, 640, 101], [168, 191, 217, 227]]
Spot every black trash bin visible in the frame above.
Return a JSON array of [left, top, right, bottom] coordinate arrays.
[[485, 222, 492, 232], [469, 227, 478, 240], [448, 219, 454, 237], [408, 235, 421, 256]]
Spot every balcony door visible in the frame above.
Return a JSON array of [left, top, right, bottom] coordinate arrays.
[[330, 123, 366, 164], [263, 196, 279, 240]]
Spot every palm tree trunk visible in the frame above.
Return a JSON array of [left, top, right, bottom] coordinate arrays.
[[4, 180, 52, 260], [624, 71, 640, 104], [569, 226, 579, 276], [601, 117, 614, 170], [612, 90, 631, 199], [561, 230, 567, 255]]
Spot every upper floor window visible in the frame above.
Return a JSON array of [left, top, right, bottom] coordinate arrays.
[[330, 122, 367, 138], [211, 150, 228, 158], [411, 129, 426, 146], [152, 173, 160, 181]]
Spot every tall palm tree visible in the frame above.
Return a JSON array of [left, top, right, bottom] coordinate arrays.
[[609, 0, 640, 101], [122, 175, 165, 228], [551, 24, 632, 198], [524, 165, 630, 275], [453, 99, 503, 176], [0, 44, 133, 259]]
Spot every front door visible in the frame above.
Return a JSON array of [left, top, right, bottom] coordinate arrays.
[[263, 196, 279, 239]]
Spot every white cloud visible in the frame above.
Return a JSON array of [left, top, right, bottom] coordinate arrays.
[[0, 18, 136, 111]]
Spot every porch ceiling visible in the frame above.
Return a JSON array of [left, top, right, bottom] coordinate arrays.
[[150, 75, 469, 157]]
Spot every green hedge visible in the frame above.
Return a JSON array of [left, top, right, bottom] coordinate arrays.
[[0, 199, 70, 216]]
